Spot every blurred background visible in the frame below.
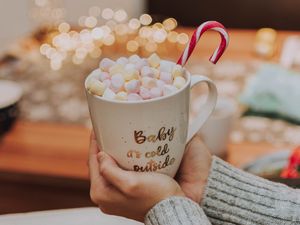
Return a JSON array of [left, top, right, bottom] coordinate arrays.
[[0, 0, 300, 221]]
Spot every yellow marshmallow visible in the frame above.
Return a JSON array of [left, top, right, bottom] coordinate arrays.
[[173, 76, 186, 89], [148, 53, 160, 68], [88, 80, 106, 96], [109, 64, 124, 75], [172, 64, 184, 78]]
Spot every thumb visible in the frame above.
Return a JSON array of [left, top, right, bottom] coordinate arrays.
[[98, 152, 139, 195]]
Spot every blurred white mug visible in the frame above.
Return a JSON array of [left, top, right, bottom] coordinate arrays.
[[192, 97, 237, 157]]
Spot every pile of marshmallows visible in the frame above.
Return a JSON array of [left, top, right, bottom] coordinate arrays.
[[86, 53, 186, 101]]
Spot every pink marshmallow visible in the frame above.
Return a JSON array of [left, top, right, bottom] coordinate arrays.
[[141, 66, 155, 78], [111, 74, 125, 92], [160, 72, 173, 84], [127, 93, 143, 101], [150, 87, 163, 98], [135, 59, 148, 71], [125, 79, 140, 93], [139, 86, 151, 100], [99, 58, 115, 72], [99, 72, 110, 81]]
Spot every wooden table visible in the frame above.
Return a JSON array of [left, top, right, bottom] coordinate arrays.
[[0, 29, 297, 213]]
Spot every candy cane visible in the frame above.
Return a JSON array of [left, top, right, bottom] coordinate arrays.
[[177, 21, 229, 66]]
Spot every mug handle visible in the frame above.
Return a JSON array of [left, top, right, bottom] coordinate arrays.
[[186, 75, 218, 143]]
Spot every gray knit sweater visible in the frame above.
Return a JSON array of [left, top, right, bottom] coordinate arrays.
[[145, 156, 300, 225]]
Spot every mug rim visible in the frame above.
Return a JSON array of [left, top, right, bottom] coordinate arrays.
[[85, 68, 192, 105]]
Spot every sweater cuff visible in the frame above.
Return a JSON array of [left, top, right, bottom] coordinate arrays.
[[201, 156, 300, 224], [145, 196, 211, 225]]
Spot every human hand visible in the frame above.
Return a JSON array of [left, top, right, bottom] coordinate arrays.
[[176, 135, 212, 203], [88, 133, 185, 222]]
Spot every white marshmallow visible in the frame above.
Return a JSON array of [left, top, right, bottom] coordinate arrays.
[[99, 58, 115, 72], [159, 72, 173, 84], [103, 88, 116, 99], [99, 72, 110, 81], [172, 64, 184, 78], [127, 93, 143, 101], [111, 74, 125, 92], [125, 79, 140, 93], [156, 80, 165, 89], [173, 76, 186, 89], [88, 80, 106, 96], [116, 57, 129, 65], [141, 77, 157, 89], [115, 91, 127, 101], [151, 68, 160, 78], [129, 54, 141, 63], [139, 86, 151, 100], [150, 87, 163, 98], [148, 53, 160, 68], [160, 60, 175, 73], [103, 79, 111, 89], [163, 84, 178, 96]]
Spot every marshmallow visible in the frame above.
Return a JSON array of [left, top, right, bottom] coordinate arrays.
[[135, 59, 148, 71], [148, 53, 160, 68], [89, 68, 102, 79], [163, 84, 178, 96], [115, 91, 127, 101], [125, 79, 140, 93], [129, 54, 141, 63], [88, 80, 106, 96], [99, 58, 115, 72], [150, 87, 163, 98], [116, 57, 129, 65], [172, 64, 184, 78], [141, 66, 155, 78], [156, 80, 165, 89], [139, 86, 151, 100], [103, 88, 116, 99], [103, 79, 111, 89], [127, 93, 143, 101], [111, 74, 125, 92], [123, 63, 139, 81], [151, 68, 160, 78], [86, 77, 98, 88], [160, 60, 175, 73], [159, 72, 173, 84], [173, 76, 186, 89], [99, 72, 110, 81], [109, 64, 124, 75], [141, 77, 157, 89]]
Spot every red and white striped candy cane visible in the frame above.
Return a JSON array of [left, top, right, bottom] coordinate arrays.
[[177, 21, 229, 66]]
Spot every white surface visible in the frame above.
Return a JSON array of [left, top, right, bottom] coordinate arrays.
[[0, 207, 142, 225]]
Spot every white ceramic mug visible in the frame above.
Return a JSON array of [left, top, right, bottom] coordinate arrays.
[[85, 66, 217, 177]]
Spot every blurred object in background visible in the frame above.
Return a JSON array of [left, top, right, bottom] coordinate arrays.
[[148, 0, 300, 30], [243, 148, 300, 188], [0, 80, 22, 138], [240, 64, 300, 125], [192, 97, 237, 158], [280, 36, 300, 69], [254, 28, 277, 59]]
